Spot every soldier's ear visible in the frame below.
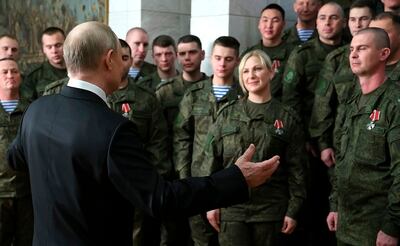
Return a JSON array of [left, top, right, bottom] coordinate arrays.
[[380, 47, 391, 61]]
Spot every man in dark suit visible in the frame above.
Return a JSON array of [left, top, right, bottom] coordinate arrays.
[[7, 21, 280, 246]]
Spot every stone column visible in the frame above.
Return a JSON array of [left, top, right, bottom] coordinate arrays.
[[191, 0, 296, 75]]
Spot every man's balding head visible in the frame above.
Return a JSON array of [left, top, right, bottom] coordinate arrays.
[[64, 21, 119, 74]]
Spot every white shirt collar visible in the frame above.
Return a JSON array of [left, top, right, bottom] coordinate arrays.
[[67, 79, 107, 104]]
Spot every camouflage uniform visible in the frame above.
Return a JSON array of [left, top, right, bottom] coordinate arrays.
[[201, 98, 307, 246], [282, 38, 343, 245], [241, 40, 295, 101], [155, 73, 208, 163], [155, 73, 208, 246], [386, 60, 400, 81], [282, 24, 318, 47], [0, 99, 33, 246], [132, 61, 157, 82], [174, 77, 242, 246], [108, 77, 171, 176], [21, 61, 67, 101], [309, 44, 355, 151], [138, 70, 179, 92], [331, 80, 400, 245], [282, 38, 342, 135], [43, 77, 69, 96]]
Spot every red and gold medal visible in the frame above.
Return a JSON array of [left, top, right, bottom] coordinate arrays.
[[121, 103, 131, 118], [367, 109, 380, 130]]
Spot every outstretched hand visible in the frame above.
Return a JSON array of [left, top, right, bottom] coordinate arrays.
[[235, 144, 280, 188]]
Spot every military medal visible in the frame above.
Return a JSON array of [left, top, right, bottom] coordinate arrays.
[[121, 103, 131, 118], [274, 119, 284, 135], [367, 109, 380, 130], [272, 59, 281, 73]]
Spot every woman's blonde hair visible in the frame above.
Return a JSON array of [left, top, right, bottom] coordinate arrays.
[[238, 50, 272, 95]]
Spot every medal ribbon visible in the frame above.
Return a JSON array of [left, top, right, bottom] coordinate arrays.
[[122, 103, 131, 113], [369, 109, 380, 122], [274, 119, 284, 129]]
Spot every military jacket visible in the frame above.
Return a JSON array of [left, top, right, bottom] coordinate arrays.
[[0, 98, 30, 198], [282, 38, 342, 138], [309, 44, 355, 150], [241, 40, 295, 101], [282, 24, 318, 47], [202, 98, 306, 222], [137, 70, 179, 92], [108, 77, 171, 177], [155, 73, 208, 165], [21, 61, 67, 101], [156, 73, 208, 131], [331, 80, 400, 245], [386, 60, 400, 81], [43, 77, 69, 95], [132, 61, 157, 82], [173, 77, 242, 179]]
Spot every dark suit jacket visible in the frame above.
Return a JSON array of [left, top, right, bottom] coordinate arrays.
[[8, 86, 249, 246]]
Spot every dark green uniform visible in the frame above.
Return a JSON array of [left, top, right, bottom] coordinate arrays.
[[309, 44, 355, 151], [202, 98, 306, 246], [0, 98, 33, 246], [282, 24, 318, 47], [21, 61, 67, 101], [282, 37, 343, 245], [132, 61, 157, 82], [109, 77, 172, 246], [331, 80, 400, 245], [386, 60, 400, 81], [108, 77, 171, 176], [155, 73, 208, 169], [138, 71, 179, 92], [241, 40, 295, 101], [42, 77, 69, 96], [282, 38, 342, 135], [156, 73, 208, 246], [174, 77, 242, 246]]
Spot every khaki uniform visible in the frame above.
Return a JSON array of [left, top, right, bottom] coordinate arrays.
[[21, 61, 67, 101], [173, 77, 242, 246], [331, 80, 400, 245], [241, 40, 295, 101], [202, 98, 307, 246], [0, 99, 33, 246]]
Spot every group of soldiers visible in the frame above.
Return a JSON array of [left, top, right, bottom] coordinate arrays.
[[1, 0, 400, 245]]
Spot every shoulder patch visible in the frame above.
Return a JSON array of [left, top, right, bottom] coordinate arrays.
[[284, 69, 295, 83]]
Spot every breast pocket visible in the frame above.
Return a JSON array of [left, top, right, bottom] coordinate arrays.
[[221, 126, 241, 162], [355, 127, 387, 165], [192, 104, 212, 135]]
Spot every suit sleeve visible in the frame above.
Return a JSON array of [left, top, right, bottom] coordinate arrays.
[[108, 121, 249, 219]]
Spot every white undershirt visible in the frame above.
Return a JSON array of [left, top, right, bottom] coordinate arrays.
[[67, 79, 107, 104]]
